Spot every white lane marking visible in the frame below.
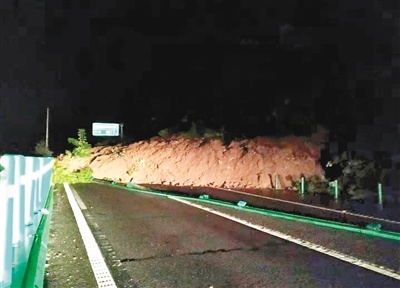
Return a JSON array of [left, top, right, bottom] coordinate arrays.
[[169, 196, 400, 281], [70, 186, 88, 210], [63, 183, 117, 287]]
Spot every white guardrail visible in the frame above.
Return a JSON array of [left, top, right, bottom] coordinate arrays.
[[0, 154, 54, 288]]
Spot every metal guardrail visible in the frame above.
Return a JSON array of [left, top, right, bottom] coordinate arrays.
[[0, 154, 54, 288]]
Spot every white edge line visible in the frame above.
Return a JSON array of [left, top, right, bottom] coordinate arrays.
[[70, 186, 88, 210], [63, 183, 117, 287], [169, 196, 400, 281]]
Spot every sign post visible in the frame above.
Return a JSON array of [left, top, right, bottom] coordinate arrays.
[[119, 123, 124, 139], [45, 107, 49, 149]]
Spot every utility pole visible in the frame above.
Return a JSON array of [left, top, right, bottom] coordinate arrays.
[[45, 107, 49, 149]]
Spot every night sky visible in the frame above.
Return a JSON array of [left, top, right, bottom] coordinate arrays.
[[0, 0, 399, 156]]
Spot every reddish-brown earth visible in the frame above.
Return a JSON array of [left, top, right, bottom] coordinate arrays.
[[57, 133, 331, 194]]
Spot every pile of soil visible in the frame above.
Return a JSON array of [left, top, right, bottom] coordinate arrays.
[[57, 134, 329, 193]]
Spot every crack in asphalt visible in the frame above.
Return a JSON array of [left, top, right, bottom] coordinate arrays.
[[120, 246, 261, 263]]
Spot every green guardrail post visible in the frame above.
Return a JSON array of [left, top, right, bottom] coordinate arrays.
[[378, 183, 383, 205], [300, 177, 305, 195], [275, 175, 279, 190], [333, 179, 339, 200]]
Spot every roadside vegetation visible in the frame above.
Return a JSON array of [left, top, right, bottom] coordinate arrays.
[[33, 140, 53, 157], [52, 128, 93, 184], [66, 128, 92, 158], [51, 164, 93, 184], [158, 121, 226, 142]]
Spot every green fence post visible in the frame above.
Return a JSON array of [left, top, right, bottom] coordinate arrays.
[[378, 183, 383, 205], [300, 177, 305, 194], [334, 179, 339, 199]]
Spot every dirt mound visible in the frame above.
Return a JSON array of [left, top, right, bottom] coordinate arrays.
[[57, 134, 328, 192]]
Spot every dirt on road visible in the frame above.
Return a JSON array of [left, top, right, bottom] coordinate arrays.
[[57, 133, 330, 195]]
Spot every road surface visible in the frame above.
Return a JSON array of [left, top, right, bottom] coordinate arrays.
[[44, 183, 400, 287]]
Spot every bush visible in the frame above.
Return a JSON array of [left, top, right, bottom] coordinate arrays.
[[52, 161, 93, 184], [158, 121, 226, 140], [158, 128, 172, 137], [67, 128, 92, 157], [34, 140, 53, 156]]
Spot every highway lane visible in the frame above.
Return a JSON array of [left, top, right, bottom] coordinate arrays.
[[71, 183, 400, 288]]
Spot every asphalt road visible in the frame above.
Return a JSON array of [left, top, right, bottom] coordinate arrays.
[[45, 183, 400, 288]]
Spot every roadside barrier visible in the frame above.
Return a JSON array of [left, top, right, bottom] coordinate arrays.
[[0, 154, 54, 288]]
